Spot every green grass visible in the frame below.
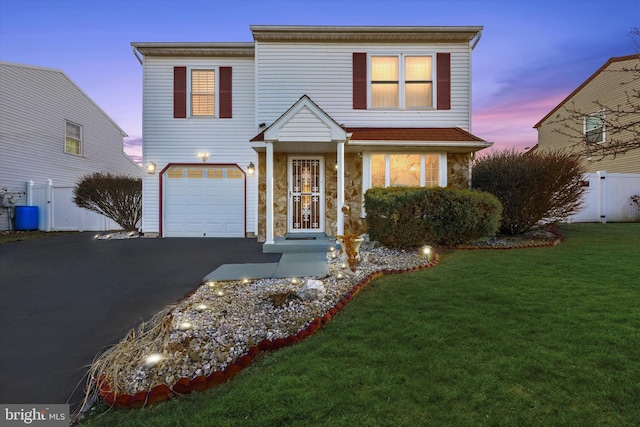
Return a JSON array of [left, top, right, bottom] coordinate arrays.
[[82, 224, 640, 426]]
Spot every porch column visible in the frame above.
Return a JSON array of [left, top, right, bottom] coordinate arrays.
[[266, 142, 275, 244], [336, 141, 345, 236]]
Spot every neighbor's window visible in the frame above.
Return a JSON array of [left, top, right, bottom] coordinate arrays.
[[369, 154, 440, 188], [584, 111, 605, 144], [371, 55, 433, 108], [191, 69, 215, 116], [65, 120, 82, 155]]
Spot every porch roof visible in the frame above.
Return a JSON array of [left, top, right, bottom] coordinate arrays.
[[251, 127, 492, 153]]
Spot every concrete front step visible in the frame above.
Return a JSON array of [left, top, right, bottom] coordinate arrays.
[[263, 234, 337, 254]]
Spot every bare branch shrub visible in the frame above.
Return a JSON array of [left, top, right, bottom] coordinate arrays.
[[73, 172, 142, 231], [472, 149, 586, 235]]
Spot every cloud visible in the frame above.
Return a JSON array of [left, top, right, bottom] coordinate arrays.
[[473, 91, 568, 153], [123, 137, 142, 165]]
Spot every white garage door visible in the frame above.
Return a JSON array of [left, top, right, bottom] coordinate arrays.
[[164, 165, 245, 237]]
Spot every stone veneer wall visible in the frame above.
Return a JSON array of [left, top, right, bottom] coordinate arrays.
[[257, 152, 469, 241], [447, 153, 471, 189], [257, 152, 363, 242]]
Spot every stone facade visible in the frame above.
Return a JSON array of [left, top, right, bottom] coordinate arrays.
[[258, 151, 468, 241], [447, 153, 471, 189]]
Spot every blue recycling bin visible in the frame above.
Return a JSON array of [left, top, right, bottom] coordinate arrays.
[[14, 206, 39, 231]]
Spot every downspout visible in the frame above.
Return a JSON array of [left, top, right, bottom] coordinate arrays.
[[132, 45, 143, 65]]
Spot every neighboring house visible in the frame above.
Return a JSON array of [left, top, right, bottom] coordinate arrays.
[[534, 54, 640, 222], [131, 25, 492, 244], [0, 62, 142, 231]]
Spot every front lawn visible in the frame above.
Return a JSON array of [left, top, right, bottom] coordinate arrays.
[[83, 224, 640, 426]]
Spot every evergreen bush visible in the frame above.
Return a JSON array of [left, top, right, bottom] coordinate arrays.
[[364, 187, 502, 248]]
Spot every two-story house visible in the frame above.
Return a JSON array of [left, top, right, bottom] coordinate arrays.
[[534, 54, 640, 222], [0, 62, 142, 232], [131, 25, 491, 244]]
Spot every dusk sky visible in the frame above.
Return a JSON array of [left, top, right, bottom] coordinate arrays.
[[1, 0, 638, 164]]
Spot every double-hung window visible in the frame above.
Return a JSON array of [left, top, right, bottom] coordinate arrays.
[[191, 69, 215, 116], [65, 120, 82, 155], [371, 55, 433, 109], [584, 110, 605, 144]]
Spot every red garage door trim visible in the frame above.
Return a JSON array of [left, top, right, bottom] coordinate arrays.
[[158, 163, 246, 238]]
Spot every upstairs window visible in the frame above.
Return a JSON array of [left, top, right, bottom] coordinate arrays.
[[370, 55, 433, 109], [191, 69, 215, 116], [584, 111, 605, 144], [65, 120, 82, 155]]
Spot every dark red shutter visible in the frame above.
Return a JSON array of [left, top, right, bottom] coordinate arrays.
[[219, 66, 232, 118], [173, 66, 187, 118], [353, 53, 367, 109], [436, 53, 451, 110]]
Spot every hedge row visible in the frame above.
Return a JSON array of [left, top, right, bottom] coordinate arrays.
[[364, 187, 502, 248]]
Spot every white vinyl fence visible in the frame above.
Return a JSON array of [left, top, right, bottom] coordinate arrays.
[[569, 172, 640, 223], [26, 180, 121, 231]]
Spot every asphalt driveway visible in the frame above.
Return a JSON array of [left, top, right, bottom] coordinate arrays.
[[0, 233, 280, 411]]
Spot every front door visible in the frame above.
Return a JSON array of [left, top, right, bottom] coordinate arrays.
[[289, 156, 324, 233]]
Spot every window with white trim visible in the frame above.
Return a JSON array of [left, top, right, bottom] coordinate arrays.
[[584, 110, 605, 144], [370, 55, 433, 109], [65, 120, 82, 155], [191, 69, 215, 116], [368, 153, 441, 188]]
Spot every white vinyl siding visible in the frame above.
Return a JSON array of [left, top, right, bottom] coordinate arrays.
[[140, 56, 256, 235], [0, 62, 141, 231], [255, 42, 472, 130]]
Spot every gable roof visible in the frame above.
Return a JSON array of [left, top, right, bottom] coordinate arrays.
[[0, 61, 128, 137], [534, 54, 639, 128], [253, 95, 348, 143]]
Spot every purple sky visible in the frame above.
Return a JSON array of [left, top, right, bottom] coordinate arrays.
[[1, 0, 638, 164]]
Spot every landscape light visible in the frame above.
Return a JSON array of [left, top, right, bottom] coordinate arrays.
[[144, 352, 163, 368], [178, 322, 192, 331]]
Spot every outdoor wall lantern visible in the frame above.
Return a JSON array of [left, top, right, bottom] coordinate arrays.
[[146, 161, 156, 174], [198, 152, 209, 162], [247, 162, 255, 174]]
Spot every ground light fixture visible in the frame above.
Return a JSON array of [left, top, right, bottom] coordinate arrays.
[[421, 245, 432, 260], [144, 352, 163, 368], [178, 322, 193, 331]]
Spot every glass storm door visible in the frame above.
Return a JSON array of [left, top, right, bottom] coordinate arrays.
[[289, 157, 324, 232]]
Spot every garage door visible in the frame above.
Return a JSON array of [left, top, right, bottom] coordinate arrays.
[[164, 165, 245, 237]]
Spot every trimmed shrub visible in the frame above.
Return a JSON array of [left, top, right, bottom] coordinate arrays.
[[74, 172, 142, 231], [364, 187, 502, 248], [472, 149, 585, 235]]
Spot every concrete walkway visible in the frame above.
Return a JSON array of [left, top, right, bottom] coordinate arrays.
[[204, 251, 329, 281]]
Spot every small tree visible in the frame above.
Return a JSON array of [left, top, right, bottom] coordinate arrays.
[[472, 149, 585, 235], [74, 172, 142, 231]]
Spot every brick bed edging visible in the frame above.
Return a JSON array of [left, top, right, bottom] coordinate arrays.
[[454, 225, 565, 250], [97, 254, 442, 409]]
